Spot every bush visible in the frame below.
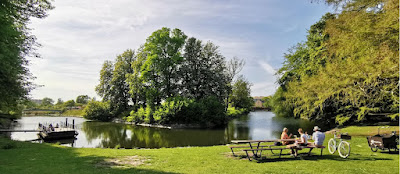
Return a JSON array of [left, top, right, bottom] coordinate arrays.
[[227, 107, 246, 117], [83, 101, 112, 121], [153, 97, 190, 124], [126, 106, 152, 124], [144, 106, 153, 124], [175, 96, 226, 127], [126, 96, 227, 127]]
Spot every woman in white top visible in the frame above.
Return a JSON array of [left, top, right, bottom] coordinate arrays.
[[296, 128, 308, 146], [287, 128, 308, 156]]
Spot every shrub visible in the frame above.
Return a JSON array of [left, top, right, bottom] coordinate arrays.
[[153, 97, 190, 124], [227, 106, 246, 117], [126, 96, 227, 127], [175, 96, 226, 127], [83, 101, 112, 121]]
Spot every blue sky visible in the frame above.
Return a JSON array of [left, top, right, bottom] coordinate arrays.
[[28, 0, 333, 101]]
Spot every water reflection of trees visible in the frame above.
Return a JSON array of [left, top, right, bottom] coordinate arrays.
[[224, 115, 251, 142], [271, 117, 318, 137], [81, 122, 230, 148], [80, 113, 321, 148]]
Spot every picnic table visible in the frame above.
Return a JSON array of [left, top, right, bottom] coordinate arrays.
[[230, 139, 325, 161], [230, 139, 296, 158]]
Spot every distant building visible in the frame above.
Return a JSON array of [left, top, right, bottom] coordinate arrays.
[[253, 96, 265, 108]]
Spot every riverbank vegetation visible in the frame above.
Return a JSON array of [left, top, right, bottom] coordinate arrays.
[[0, 126, 398, 174], [21, 95, 91, 117], [271, 0, 399, 126], [86, 28, 253, 127]]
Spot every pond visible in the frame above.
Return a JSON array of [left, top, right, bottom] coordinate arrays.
[[10, 111, 322, 148]]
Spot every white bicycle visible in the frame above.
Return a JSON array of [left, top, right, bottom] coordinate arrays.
[[328, 131, 351, 158]]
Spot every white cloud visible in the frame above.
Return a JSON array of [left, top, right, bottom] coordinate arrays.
[[251, 82, 278, 97], [259, 61, 276, 75]]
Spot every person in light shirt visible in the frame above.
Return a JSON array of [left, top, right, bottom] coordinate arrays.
[[312, 126, 325, 147], [287, 128, 308, 156]]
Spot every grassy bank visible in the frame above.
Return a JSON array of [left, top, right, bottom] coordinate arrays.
[[0, 126, 398, 174], [61, 109, 84, 117]]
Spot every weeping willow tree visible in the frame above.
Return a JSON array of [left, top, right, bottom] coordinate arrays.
[[274, 0, 399, 125]]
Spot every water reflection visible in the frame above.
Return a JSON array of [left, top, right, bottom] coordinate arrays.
[[11, 111, 323, 148], [82, 122, 229, 148]]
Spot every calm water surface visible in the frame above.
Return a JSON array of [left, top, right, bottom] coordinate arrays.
[[10, 111, 319, 148]]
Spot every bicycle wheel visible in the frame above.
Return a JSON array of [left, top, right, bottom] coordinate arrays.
[[338, 141, 350, 158], [328, 138, 336, 154], [370, 145, 378, 152]]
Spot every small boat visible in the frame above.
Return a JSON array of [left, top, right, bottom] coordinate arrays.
[[38, 122, 78, 141], [38, 128, 78, 140]]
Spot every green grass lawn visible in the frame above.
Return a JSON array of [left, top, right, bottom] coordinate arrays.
[[0, 126, 398, 174]]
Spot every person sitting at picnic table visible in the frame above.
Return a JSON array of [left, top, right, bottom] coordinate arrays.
[[287, 128, 308, 156], [312, 126, 325, 147], [281, 127, 294, 145]]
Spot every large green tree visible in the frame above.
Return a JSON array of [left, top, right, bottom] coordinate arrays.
[[273, 0, 399, 125], [96, 50, 136, 116], [180, 37, 229, 102], [141, 28, 187, 106], [127, 46, 147, 108], [110, 49, 135, 115], [0, 0, 53, 115]]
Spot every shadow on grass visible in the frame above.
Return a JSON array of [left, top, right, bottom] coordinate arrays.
[[237, 151, 394, 163], [0, 140, 179, 174], [376, 150, 399, 155]]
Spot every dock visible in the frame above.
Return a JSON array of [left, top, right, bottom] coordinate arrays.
[[0, 129, 42, 132]]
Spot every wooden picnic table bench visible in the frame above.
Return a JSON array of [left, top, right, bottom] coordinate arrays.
[[242, 147, 290, 161], [228, 144, 277, 156], [291, 145, 326, 157], [230, 139, 296, 158]]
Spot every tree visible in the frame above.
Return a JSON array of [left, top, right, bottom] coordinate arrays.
[[127, 46, 147, 108], [199, 41, 230, 102], [230, 76, 254, 111], [226, 57, 245, 109], [141, 27, 187, 107], [83, 101, 112, 121], [227, 57, 245, 83], [180, 37, 203, 99], [180, 37, 229, 101], [95, 61, 113, 101], [56, 98, 64, 105], [262, 96, 272, 110], [64, 100, 75, 108], [41, 97, 54, 107], [0, 0, 53, 115], [273, 0, 399, 125], [76, 95, 90, 104], [96, 50, 136, 117], [110, 49, 135, 115]]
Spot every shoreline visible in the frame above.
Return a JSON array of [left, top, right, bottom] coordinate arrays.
[[113, 119, 209, 129], [22, 114, 83, 118]]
